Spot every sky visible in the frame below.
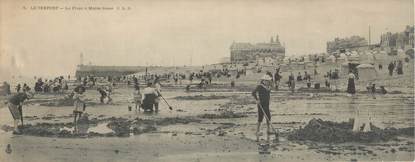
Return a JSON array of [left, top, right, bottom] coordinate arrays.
[[0, 0, 413, 77]]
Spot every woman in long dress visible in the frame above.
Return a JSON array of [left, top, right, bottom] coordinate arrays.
[[347, 72, 356, 95], [397, 60, 403, 75]]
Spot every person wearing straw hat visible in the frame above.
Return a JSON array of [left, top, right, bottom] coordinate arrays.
[[252, 74, 273, 142], [141, 82, 158, 112]]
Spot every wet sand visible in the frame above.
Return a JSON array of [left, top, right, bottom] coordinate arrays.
[[0, 82, 414, 161]]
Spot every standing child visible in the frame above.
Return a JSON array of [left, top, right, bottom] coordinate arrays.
[[73, 85, 86, 133], [106, 84, 113, 104], [132, 86, 142, 111], [97, 87, 107, 104], [273, 68, 281, 90], [307, 78, 312, 88], [16, 84, 21, 93], [366, 82, 376, 99], [288, 73, 295, 93]]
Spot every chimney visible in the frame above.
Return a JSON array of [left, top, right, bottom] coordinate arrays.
[[80, 53, 84, 65], [275, 35, 281, 45]]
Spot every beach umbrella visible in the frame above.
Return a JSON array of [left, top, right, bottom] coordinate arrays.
[[357, 64, 377, 81]]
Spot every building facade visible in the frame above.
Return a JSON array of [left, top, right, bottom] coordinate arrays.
[[326, 36, 368, 54], [230, 36, 285, 64], [380, 25, 414, 50], [75, 65, 146, 78]]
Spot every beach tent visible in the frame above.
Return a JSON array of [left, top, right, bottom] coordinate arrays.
[[345, 51, 352, 56], [348, 53, 360, 64], [356, 64, 377, 81], [303, 61, 313, 67], [340, 63, 349, 77], [283, 57, 292, 64], [350, 51, 359, 56], [297, 61, 305, 65], [340, 62, 359, 77], [340, 62, 361, 78], [367, 53, 376, 64], [327, 55, 336, 63], [397, 50, 408, 60], [374, 51, 387, 63], [359, 52, 376, 65], [405, 49, 414, 59], [337, 53, 348, 63]]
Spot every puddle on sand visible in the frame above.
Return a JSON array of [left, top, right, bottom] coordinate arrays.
[[88, 123, 114, 134], [58, 122, 115, 135], [60, 127, 74, 132]]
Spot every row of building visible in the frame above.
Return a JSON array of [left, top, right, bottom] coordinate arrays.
[[326, 36, 368, 54], [74, 26, 413, 78], [229, 26, 413, 65], [326, 25, 414, 55], [380, 25, 414, 51], [229, 35, 285, 64]]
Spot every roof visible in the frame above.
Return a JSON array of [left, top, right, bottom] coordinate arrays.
[[231, 42, 285, 51], [357, 64, 375, 69], [339, 53, 347, 58], [255, 42, 284, 49], [230, 42, 254, 50]]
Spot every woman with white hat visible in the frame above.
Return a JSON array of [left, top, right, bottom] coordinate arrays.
[[252, 74, 273, 142]]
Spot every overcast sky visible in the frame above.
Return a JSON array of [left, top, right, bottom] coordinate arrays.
[[0, 0, 413, 77]]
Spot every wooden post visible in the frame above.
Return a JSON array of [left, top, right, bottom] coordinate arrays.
[[145, 67, 148, 84]]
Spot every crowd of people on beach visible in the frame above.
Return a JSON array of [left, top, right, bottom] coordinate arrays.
[[34, 76, 69, 93], [1, 56, 411, 136]]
